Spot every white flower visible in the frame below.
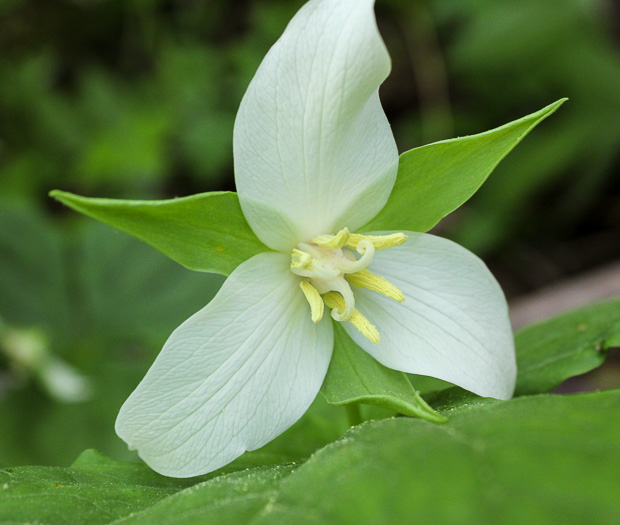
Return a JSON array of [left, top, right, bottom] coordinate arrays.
[[115, 0, 516, 477]]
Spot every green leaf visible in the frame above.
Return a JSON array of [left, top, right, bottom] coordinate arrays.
[[321, 323, 446, 423], [50, 190, 268, 275], [6, 394, 620, 524], [515, 298, 620, 396], [0, 449, 293, 524], [363, 99, 567, 233], [46, 392, 618, 524], [257, 391, 620, 524], [0, 449, 207, 525], [113, 465, 296, 525]]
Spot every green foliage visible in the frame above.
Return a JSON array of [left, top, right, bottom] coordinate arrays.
[[429, 0, 620, 253], [262, 391, 620, 525], [515, 298, 620, 395], [0, 202, 70, 332], [114, 466, 296, 525], [364, 100, 566, 233], [0, 449, 209, 525], [3, 391, 619, 524], [51, 190, 268, 276], [0, 205, 224, 467], [321, 324, 445, 422]]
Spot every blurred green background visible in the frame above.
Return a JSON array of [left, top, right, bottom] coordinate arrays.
[[0, 0, 618, 467]]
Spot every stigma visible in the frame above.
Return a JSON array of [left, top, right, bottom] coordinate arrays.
[[290, 228, 406, 343]]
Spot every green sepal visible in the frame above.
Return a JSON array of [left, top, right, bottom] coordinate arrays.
[[320, 323, 446, 423], [363, 98, 567, 233], [50, 190, 268, 275]]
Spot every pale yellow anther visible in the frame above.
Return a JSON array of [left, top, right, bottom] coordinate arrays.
[[299, 282, 324, 323], [346, 269, 405, 303], [323, 292, 380, 344], [347, 232, 407, 250], [312, 227, 350, 249], [290, 248, 313, 270]]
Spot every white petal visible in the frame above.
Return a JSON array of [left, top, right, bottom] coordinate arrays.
[[115, 252, 333, 477], [344, 232, 516, 400], [234, 0, 398, 252]]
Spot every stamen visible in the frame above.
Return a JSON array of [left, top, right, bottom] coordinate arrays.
[[313, 227, 350, 249], [291, 229, 406, 338], [299, 282, 324, 323], [347, 232, 407, 250], [346, 269, 405, 303], [323, 292, 380, 344]]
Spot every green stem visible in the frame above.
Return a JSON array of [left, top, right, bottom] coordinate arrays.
[[346, 404, 363, 427]]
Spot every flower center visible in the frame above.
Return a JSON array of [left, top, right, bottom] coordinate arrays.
[[290, 228, 406, 343]]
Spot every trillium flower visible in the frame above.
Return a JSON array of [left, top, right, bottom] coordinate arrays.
[[115, 0, 516, 477]]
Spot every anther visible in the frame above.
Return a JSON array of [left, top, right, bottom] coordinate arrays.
[[347, 232, 407, 251], [299, 282, 324, 323], [312, 227, 350, 249], [346, 269, 405, 303], [323, 292, 380, 344]]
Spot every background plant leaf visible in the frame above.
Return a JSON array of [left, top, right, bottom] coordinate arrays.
[[321, 324, 445, 423], [0, 209, 225, 467], [72, 222, 225, 343], [50, 190, 268, 276], [514, 298, 620, 395], [363, 99, 566, 233], [0, 201, 70, 331]]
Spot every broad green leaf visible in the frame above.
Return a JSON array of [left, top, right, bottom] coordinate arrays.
[[0, 449, 295, 524], [114, 465, 296, 525], [257, 390, 620, 524], [363, 99, 567, 233], [54, 392, 620, 525], [50, 190, 268, 275], [0, 449, 207, 525], [514, 298, 620, 395], [321, 324, 446, 423]]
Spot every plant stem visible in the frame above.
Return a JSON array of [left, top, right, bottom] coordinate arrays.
[[346, 404, 363, 427]]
